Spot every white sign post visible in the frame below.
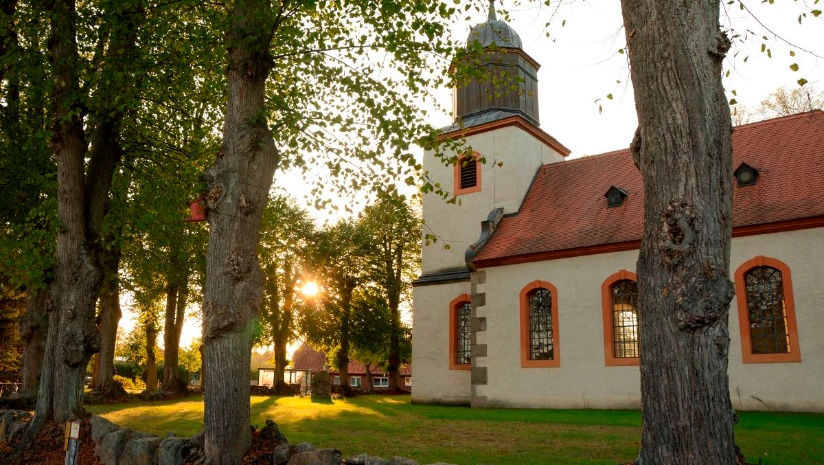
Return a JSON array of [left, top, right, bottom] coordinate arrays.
[[64, 420, 80, 465]]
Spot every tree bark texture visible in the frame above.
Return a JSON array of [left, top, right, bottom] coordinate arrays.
[[94, 239, 123, 395], [202, 1, 278, 462], [145, 321, 158, 391], [94, 278, 122, 392], [272, 257, 297, 382], [31, 0, 140, 431], [387, 270, 402, 390], [620, 1, 737, 464], [18, 287, 49, 393], [163, 281, 189, 392], [34, 0, 102, 429], [269, 260, 294, 385], [336, 283, 354, 392], [383, 231, 403, 391]]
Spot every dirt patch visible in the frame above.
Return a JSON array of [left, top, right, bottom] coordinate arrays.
[[0, 420, 101, 465], [0, 417, 283, 465]]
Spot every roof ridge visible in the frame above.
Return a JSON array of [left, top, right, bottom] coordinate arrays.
[[733, 109, 823, 131], [553, 148, 631, 166]]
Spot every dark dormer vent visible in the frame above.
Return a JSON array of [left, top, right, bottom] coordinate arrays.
[[605, 186, 628, 208], [734, 163, 760, 187]]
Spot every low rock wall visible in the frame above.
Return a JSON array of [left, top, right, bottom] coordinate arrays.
[[1, 409, 457, 465], [89, 416, 456, 465]]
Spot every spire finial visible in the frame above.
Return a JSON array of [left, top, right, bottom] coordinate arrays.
[[488, 0, 497, 21]]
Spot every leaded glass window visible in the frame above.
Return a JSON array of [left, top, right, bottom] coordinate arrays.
[[456, 302, 472, 365], [745, 266, 790, 354], [528, 288, 554, 360], [611, 280, 639, 358]]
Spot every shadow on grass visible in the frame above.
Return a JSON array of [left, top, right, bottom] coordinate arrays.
[[251, 394, 281, 411], [310, 396, 334, 405]]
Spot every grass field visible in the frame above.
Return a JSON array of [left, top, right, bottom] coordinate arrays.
[[87, 394, 824, 465]]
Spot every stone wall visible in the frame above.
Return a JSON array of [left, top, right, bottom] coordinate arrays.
[[0, 408, 457, 465]]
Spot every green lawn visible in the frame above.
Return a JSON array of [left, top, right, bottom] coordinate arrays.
[[87, 394, 824, 465]]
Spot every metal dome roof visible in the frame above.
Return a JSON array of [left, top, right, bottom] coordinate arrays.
[[466, 0, 523, 49]]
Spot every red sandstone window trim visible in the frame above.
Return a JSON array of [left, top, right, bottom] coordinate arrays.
[[453, 152, 482, 195], [734, 256, 801, 363], [519, 280, 560, 368], [601, 270, 639, 367], [448, 294, 472, 370]]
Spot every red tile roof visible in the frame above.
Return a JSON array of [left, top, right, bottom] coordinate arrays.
[[473, 110, 824, 266], [291, 343, 412, 376], [291, 344, 327, 372]]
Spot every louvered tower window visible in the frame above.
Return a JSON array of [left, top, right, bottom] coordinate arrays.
[[460, 158, 478, 189]]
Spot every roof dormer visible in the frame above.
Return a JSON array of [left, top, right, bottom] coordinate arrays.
[[605, 186, 628, 208], [734, 163, 760, 187]]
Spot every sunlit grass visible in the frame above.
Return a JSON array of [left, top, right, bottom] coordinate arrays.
[[87, 395, 824, 465]]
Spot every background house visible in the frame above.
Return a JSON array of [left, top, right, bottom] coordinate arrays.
[[291, 344, 412, 392]]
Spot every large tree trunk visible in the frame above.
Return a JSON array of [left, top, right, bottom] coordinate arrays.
[[387, 287, 401, 391], [93, 239, 123, 397], [201, 1, 278, 462], [145, 321, 158, 392], [273, 337, 288, 386], [18, 288, 49, 393], [29, 1, 102, 433], [29, 0, 139, 435], [162, 280, 189, 393], [273, 261, 294, 385], [162, 284, 179, 387], [620, 1, 738, 464], [263, 261, 289, 386], [336, 283, 354, 392], [94, 279, 122, 391]]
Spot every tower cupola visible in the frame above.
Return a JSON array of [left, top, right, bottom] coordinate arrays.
[[453, 0, 540, 126], [466, 1, 522, 49]]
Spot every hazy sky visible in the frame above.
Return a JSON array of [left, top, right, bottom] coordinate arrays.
[[441, 1, 824, 157]]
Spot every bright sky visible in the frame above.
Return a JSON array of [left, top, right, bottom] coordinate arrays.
[[127, 1, 823, 351], [441, 0, 824, 158]]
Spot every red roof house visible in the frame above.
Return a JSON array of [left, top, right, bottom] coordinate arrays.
[[291, 344, 412, 391]]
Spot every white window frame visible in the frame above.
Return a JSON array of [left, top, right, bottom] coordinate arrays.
[[350, 376, 361, 387], [333, 376, 340, 385], [373, 377, 389, 388], [404, 377, 412, 387]]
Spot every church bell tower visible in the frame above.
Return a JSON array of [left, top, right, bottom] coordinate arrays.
[[412, 0, 569, 407]]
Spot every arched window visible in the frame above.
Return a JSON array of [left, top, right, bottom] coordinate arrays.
[[520, 281, 560, 368], [734, 257, 801, 363], [453, 152, 482, 195], [448, 295, 472, 370], [601, 270, 639, 366]]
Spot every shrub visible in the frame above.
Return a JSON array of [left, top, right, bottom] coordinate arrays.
[[113, 375, 145, 392], [114, 361, 142, 380]]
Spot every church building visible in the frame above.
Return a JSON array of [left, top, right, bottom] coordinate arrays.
[[411, 4, 824, 412]]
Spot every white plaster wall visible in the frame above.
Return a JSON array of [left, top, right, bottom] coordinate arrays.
[[470, 227, 824, 411], [476, 250, 642, 409], [411, 281, 472, 405], [727, 228, 824, 412], [421, 126, 565, 275]]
